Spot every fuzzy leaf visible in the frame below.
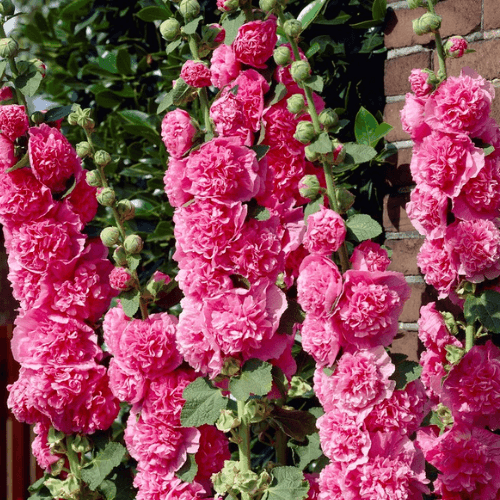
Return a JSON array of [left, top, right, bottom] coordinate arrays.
[[354, 106, 379, 146], [45, 105, 74, 123], [250, 144, 270, 161], [222, 11, 246, 45], [345, 213, 382, 242], [343, 142, 377, 164], [120, 288, 140, 318], [391, 360, 422, 390], [304, 197, 323, 221], [136, 6, 170, 22], [303, 75, 323, 93], [464, 290, 500, 333], [183, 16, 203, 35], [176, 454, 198, 483], [307, 132, 332, 154], [269, 83, 287, 106], [81, 442, 126, 491], [157, 89, 174, 114], [229, 359, 273, 400], [288, 433, 323, 470], [269, 407, 317, 442], [263, 467, 309, 500], [298, 0, 329, 30]]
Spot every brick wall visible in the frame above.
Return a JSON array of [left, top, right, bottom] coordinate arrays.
[[383, 0, 500, 360]]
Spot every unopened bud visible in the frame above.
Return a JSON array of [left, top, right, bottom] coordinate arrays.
[[94, 150, 111, 167], [217, 0, 239, 11], [444, 35, 468, 58], [273, 45, 291, 66], [123, 234, 143, 254], [77, 141, 92, 159], [97, 187, 116, 207], [290, 60, 311, 83], [412, 12, 441, 36], [304, 145, 319, 162], [67, 113, 78, 126], [113, 246, 127, 266], [0, 37, 18, 58], [407, 0, 426, 8], [160, 18, 181, 41], [31, 111, 44, 125], [287, 94, 305, 114], [221, 356, 241, 377], [116, 199, 135, 221], [298, 174, 320, 199], [0, 0, 15, 15], [332, 139, 346, 165], [259, 0, 277, 13], [294, 121, 316, 144], [30, 58, 46, 77], [179, 0, 200, 20], [100, 226, 120, 247], [216, 410, 241, 432], [86, 169, 102, 187], [319, 108, 339, 129], [284, 19, 302, 38]]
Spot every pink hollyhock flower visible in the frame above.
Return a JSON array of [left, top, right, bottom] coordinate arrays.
[[262, 100, 305, 153], [297, 254, 342, 317], [425, 67, 494, 136], [409, 68, 433, 97], [103, 303, 131, 355], [317, 407, 371, 469], [233, 16, 277, 69], [210, 92, 253, 145], [180, 60, 211, 88], [417, 237, 459, 298], [303, 205, 346, 255], [420, 350, 448, 400], [163, 157, 191, 208], [108, 358, 147, 404], [11, 310, 101, 368], [406, 183, 448, 239], [314, 346, 395, 419], [274, 44, 307, 87], [453, 156, 500, 221], [0, 86, 13, 102], [161, 109, 197, 159], [335, 269, 410, 350], [210, 44, 241, 89], [28, 123, 81, 193], [400, 93, 431, 143], [410, 131, 485, 198], [418, 424, 500, 499], [109, 266, 133, 291], [0, 168, 54, 227], [300, 314, 341, 367], [418, 302, 462, 353], [441, 341, 500, 430], [7, 369, 47, 425], [447, 219, 500, 282], [173, 199, 247, 261], [0, 133, 16, 173], [183, 136, 262, 201], [7, 263, 44, 310], [63, 170, 99, 225], [117, 312, 182, 377], [446, 36, 468, 58], [0, 104, 29, 142], [32, 422, 61, 471], [350, 240, 391, 272], [318, 461, 347, 500], [134, 469, 205, 500]]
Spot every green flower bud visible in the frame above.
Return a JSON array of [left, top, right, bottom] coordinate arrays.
[[67, 113, 78, 126], [215, 409, 241, 432], [94, 150, 111, 168], [304, 145, 319, 162], [445, 344, 465, 365], [100, 226, 120, 247], [179, 0, 200, 20], [412, 12, 441, 36], [76, 141, 93, 159], [273, 45, 291, 66], [0, 38, 18, 58], [213, 461, 240, 496], [290, 60, 311, 83], [69, 106, 95, 131], [123, 234, 143, 255], [116, 199, 136, 221], [407, 0, 426, 8], [30, 111, 45, 125], [288, 375, 313, 397], [29, 58, 46, 77], [298, 174, 320, 199], [160, 18, 181, 41], [284, 19, 302, 38], [319, 108, 339, 129], [86, 169, 102, 187], [218, 0, 239, 11], [436, 403, 453, 427], [245, 400, 268, 423], [96, 187, 116, 207], [237, 470, 260, 494], [293, 121, 316, 144], [221, 356, 241, 376], [0, 0, 15, 16], [286, 94, 305, 114], [113, 246, 127, 266], [331, 138, 346, 165], [259, 0, 277, 13], [444, 35, 468, 58]]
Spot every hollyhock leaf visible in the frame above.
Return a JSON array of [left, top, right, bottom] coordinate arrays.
[[464, 290, 500, 333], [306, 43, 320, 58], [345, 213, 382, 242], [222, 10, 246, 46], [183, 16, 203, 35], [354, 106, 378, 145], [120, 288, 140, 318], [126, 254, 141, 272], [307, 132, 332, 154], [255, 207, 271, 221], [81, 442, 126, 491], [172, 77, 194, 106], [136, 6, 170, 22], [15, 72, 43, 97], [334, 186, 355, 214], [60, 0, 92, 20], [229, 359, 273, 400], [303, 75, 324, 93], [176, 453, 198, 483], [98, 466, 136, 500], [314, 11, 351, 25], [288, 433, 322, 469], [343, 142, 377, 164], [298, 0, 328, 30], [45, 105, 74, 123], [158, 89, 175, 112], [278, 299, 305, 336], [45, 476, 80, 498], [181, 377, 228, 427], [269, 83, 288, 107], [269, 407, 317, 442], [166, 38, 182, 55], [5, 152, 29, 173], [250, 144, 270, 161], [263, 467, 309, 500], [372, 0, 387, 21], [390, 360, 422, 389], [118, 110, 155, 129], [304, 197, 323, 221]]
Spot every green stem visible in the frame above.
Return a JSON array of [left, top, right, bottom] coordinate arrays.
[[199, 87, 213, 139], [237, 400, 251, 500], [426, 0, 447, 80], [465, 324, 474, 352], [65, 436, 81, 480], [277, 10, 300, 61]]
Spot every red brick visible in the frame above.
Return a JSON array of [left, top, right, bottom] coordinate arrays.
[[484, 0, 500, 30], [385, 0, 482, 49], [433, 39, 500, 80], [400, 283, 427, 323], [391, 330, 419, 362], [383, 192, 417, 233], [385, 237, 424, 275], [385, 51, 431, 96], [384, 101, 409, 142], [384, 147, 414, 187], [493, 89, 500, 125]]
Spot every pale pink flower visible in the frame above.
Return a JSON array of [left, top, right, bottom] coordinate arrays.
[[418, 302, 462, 353], [32, 422, 61, 471], [108, 358, 147, 404], [303, 205, 346, 255], [262, 100, 305, 153], [318, 461, 347, 500], [210, 44, 241, 88], [103, 304, 131, 355], [0, 133, 16, 173], [400, 93, 431, 143], [210, 93, 253, 145], [0, 104, 29, 142], [300, 314, 341, 367], [419, 350, 448, 400], [161, 109, 197, 158], [163, 157, 191, 208], [349, 240, 391, 272], [409, 68, 433, 97], [180, 60, 211, 88], [134, 468, 205, 500]]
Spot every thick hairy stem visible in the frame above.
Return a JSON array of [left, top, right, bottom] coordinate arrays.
[[465, 324, 475, 352], [237, 400, 251, 500], [426, 0, 447, 80]]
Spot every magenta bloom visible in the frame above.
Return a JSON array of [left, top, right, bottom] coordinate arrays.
[[210, 44, 241, 88], [300, 314, 341, 367], [163, 157, 191, 208], [303, 205, 346, 255], [180, 59, 211, 88], [233, 17, 277, 68], [409, 68, 433, 97], [400, 93, 431, 143], [161, 109, 197, 159], [109, 266, 133, 291], [350, 240, 391, 272], [0, 104, 29, 142]]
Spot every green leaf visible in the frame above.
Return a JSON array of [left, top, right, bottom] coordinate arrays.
[[0, 60, 7, 80], [345, 213, 382, 242], [222, 11, 246, 45], [158, 89, 174, 114], [350, 19, 383, 29], [390, 359, 422, 389], [176, 454, 198, 483], [263, 467, 309, 500], [181, 377, 228, 427], [118, 110, 155, 129], [148, 221, 173, 242], [183, 16, 203, 35], [172, 77, 195, 106], [304, 197, 323, 221], [98, 53, 119, 74], [250, 144, 270, 161], [6, 152, 29, 173], [229, 359, 273, 400], [372, 0, 387, 21], [81, 442, 127, 491], [343, 142, 377, 164], [307, 132, 332, 154], [166, 38, 182, 55], [314, 11, 351, 25], [303, 75, 323, 93], [269, 406, 317, 442], [464, 290, 500, 333], [15, 72, 43, 97], [354, 106, 379, 146], [370, 122, 393, 146], [120, 288, 140, 318], [60, 0, 93, 20], [98, 466, 137, 500], [269, 82, 287, 106], [255, 207, 271, 221], [277, 300, 305, 335], [116, 49, 132, 75], [335, 187, 355, 214], [136, 6, 170, 22], [288, 433, 323, 470], [45, 105, 74, 123], [297, 0, 329, 31]]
